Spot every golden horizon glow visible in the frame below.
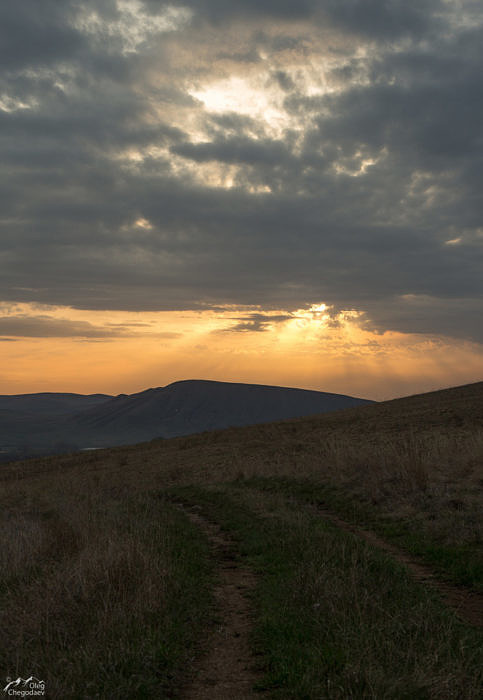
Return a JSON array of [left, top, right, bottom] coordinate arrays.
[[1, 302, 482, 401]]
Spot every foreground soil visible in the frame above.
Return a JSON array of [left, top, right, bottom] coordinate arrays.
[[176, 503, 262, 699]]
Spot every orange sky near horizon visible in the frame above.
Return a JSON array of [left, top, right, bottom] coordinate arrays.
[[1, 303, 482, 401]]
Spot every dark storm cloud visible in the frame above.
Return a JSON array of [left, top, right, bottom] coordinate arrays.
[[147, 0, 440, 39], [0, 315, 181, 340], [144, 0, 318, 23], [361, 297, 483, 344], [322, 0, 440, 39], [171, 136, 294, 166], [272, 71, 296, 93], [0, 1, 84, 70], [216, 313, 293, 333], [0, 316, 132, 339], [0, 0, 482, 343], [313, 48, 483, 169]]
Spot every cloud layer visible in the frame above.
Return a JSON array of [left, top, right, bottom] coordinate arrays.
[[1, 0, 482, 342]]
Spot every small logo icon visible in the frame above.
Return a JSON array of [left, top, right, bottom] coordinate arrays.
[[3, 677, 45, 696]]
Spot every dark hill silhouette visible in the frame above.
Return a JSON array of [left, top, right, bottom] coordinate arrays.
[[0, 380, 372, 460], [69, 379, 373, 445], [0, 393, 112, 461], [0, 392, 111, 415]]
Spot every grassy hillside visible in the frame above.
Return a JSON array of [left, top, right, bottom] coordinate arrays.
[[1, 381, 482, 697]]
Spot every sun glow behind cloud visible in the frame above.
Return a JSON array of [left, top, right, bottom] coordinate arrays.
[[190, 76, 291, 137]]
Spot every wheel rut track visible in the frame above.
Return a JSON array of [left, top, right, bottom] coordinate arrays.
[[312, 503, 483, 628], [175, 503, 264, 699], [236, 485, 482, 628]]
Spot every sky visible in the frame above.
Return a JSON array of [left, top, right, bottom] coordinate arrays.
[[1, 0, 482, 400]]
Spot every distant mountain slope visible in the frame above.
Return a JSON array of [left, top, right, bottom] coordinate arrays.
[[0, 393, 113, 461], [0, 380, 372, 459], [0, 392, 111, 415], [69, 379, 373, 446]]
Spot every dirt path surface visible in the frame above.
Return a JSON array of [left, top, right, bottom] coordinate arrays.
[[176, 504, 263, 699], [313, 504, 483, 628]]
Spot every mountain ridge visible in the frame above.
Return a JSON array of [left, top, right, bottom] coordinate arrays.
[[0, 379, 373, 461]]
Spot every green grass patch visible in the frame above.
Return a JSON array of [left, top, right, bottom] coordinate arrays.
[[241, 476, 483, 591], [170, 483, 483, 699]]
